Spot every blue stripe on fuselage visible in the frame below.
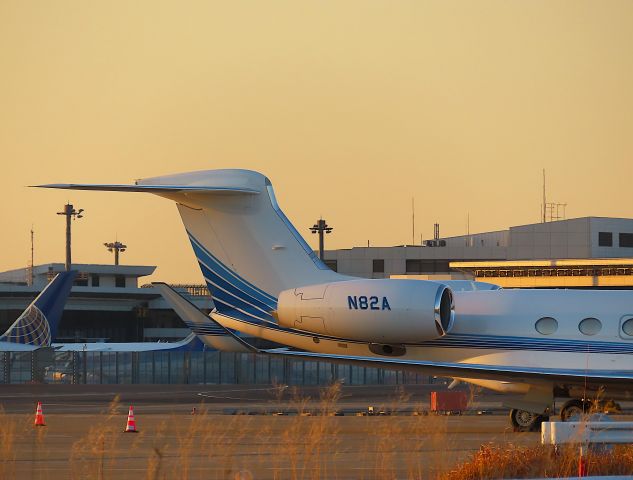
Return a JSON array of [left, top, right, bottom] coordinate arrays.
[[424, 333, 633, 354]]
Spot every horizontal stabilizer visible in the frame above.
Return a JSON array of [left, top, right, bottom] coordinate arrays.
[[33, 184, 260, 195]]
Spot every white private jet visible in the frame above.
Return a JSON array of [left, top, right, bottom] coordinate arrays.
[[0, 271, 76, 351], [37, 169, 633, 431]]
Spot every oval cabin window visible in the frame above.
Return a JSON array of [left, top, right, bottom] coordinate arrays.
[[535, 317, 558, 335], [622, 318, 633, 337], [578, 317, 602, 336]]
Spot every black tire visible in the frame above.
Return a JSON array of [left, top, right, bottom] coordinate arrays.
[[560, 399, 589, 422], [510, 409, 543, 432]]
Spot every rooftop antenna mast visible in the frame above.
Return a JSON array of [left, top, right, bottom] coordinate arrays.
[[466, 213, 470, 247], [542, 169, 568, 222], [542, 169, 546, 223], [412, 197, 415, 245]]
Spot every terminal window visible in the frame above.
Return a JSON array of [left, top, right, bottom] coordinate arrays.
[[372, 259, 385, 273], [406, 259, 421, 273], [598, 232, 613, 247], [115, 275, 126, 288], [91, 274, 100, 287], [406, 259, 450, 273], [620, 233, 633, 248]]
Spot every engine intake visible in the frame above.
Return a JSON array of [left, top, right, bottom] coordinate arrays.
[[276, 279, 454, 344]]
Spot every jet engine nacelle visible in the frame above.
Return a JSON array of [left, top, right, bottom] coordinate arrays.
[[276, 279, 454, 344]]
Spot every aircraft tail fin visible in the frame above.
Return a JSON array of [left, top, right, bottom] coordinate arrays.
[[0, 271, 76, 347], [158, 170, 350, 320], [38, 170, 351, 325]]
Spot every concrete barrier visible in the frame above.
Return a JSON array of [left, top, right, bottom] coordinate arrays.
[[542, 421, 633, 445]]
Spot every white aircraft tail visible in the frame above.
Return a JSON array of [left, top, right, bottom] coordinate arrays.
[[39, 170, 348, 324]]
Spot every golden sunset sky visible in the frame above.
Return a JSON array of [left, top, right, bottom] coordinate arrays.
[[1, 1, 632, 283]]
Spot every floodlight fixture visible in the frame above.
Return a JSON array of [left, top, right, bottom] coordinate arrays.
[[57, 203, 84, 271], [104, 240, 127, 265], [308, 218, 334, 261]]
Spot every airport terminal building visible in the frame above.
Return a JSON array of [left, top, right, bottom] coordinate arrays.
[[0, 263, 213, 342], [324, 216, 633, 288], [1, 216, 633, 342]]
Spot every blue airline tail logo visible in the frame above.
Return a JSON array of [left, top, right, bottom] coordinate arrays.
[[0, 271, 76, 347], [0, 305, 51, 345]]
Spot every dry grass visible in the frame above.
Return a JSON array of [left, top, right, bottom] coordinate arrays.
[[69, 395, 127, 479], [441, 443, 633, 479], [4, 386, 633, 479], [0, 408, 17, 478]]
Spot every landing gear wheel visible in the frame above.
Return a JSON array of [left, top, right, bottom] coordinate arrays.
[[510, 409, 546, 432], [560, 399, 590, 422]]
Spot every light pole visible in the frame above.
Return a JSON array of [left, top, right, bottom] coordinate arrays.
[[57, 204, 84, 271], [104, 241, 127, 265], [309, 219, 333, 261]]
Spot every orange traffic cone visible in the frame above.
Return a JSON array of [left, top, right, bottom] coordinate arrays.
[[34, 401, 46, 427], [123, 405, 138, 433]]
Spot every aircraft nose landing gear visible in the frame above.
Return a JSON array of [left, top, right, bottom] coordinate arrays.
[[510, 409, 548, 432]]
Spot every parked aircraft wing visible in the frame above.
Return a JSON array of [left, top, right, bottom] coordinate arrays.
[[153, 282, 254, 353], [262, 349, 633, 387]]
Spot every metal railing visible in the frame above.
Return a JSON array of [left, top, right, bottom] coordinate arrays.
[[141, 283, 209, 296], [0, 350, 433, 386]]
